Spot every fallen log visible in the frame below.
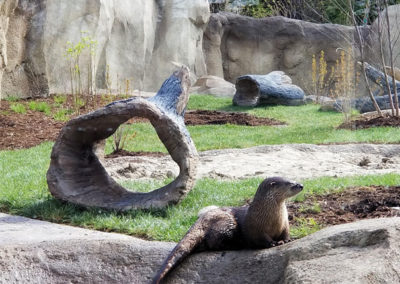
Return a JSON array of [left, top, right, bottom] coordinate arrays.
[[47, 67, 198, 211], [233, 71, 305, 107]]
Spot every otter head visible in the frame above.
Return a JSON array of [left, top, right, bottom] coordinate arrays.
[[256, 177, 303, 203]]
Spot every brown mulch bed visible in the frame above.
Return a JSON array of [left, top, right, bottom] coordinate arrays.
[[288, 185, 400, 227], [0, 98, 281, 151], [0, 101, 64, 150], [338, 115, 400, 130], [184, 110, 283, 126]]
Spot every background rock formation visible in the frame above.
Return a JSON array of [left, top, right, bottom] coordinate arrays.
[[1, 0, 210, 96], [2, 213, 399, 283], [0, 2, 399, 98]]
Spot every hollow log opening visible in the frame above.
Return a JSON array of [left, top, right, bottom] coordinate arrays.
[[233, 77, 260, 107], [46, 67, 199, 211]]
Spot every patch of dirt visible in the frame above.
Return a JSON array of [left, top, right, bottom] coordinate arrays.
[[185, 110, 283, 126], [106, 149, 166, 159], [338, 115, 400, 130], [288, 185, 400, 227], [0, 102, 64, 150]]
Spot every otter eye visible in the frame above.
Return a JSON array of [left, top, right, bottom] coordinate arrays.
[[270, 181, 276, 186]]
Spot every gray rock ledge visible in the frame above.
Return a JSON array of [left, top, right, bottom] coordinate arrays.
[[1, 213, 399, 284]]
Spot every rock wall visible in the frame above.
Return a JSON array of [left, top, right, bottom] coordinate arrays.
[[1, 0, 210, 97], [203, 12, 358, 95], [1, 2, 399, 98], [203, 6, 400, 96]]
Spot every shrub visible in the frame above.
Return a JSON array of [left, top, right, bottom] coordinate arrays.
[[10, 103, 26, 114]]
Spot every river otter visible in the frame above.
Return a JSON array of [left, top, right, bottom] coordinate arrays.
[[152, 176, 303, 283]]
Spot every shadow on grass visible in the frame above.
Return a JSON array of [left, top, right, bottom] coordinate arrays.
[[3, 197, 170, 223]]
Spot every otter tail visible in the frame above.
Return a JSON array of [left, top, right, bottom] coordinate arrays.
[[152, 219, 208, 284]]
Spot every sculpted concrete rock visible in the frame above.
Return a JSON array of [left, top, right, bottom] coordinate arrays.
[[190, 75, 236, 97], [233, 71, 305, 106], [1, 0, 210, 97], [47, 67, 198, 211], [204, 13, 357, 94], [1, 213, 399, 283]]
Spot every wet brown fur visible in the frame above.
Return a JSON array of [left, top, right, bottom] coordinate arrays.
[[152, 177, 303, 284]]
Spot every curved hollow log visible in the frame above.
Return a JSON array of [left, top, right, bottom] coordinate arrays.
[[47, 67, 199, 211], [233, 72, 305, 107]]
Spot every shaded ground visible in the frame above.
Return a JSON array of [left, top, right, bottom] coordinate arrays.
[[288, 185, 400, 227], [339, 115, 400, 130]]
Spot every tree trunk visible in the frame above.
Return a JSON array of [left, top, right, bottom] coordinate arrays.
[[47, 67, 198, 211]]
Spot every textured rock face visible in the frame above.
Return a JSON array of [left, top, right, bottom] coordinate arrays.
[[1, 0, 210, 97], [204, 13, 357, 94], [190, 75, 236, 97], [1, 213, 400, 283]]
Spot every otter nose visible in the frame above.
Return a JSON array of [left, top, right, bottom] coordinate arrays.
[[292, 183, 303, 191]]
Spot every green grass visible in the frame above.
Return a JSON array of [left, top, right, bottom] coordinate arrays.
[[9, 103, 27, 114], [104, 95, 400, 153], [2, 95, 400, 242], [1, 143, 400, 242], [28, 101, 51, 115], [53, 108, 73, 121]]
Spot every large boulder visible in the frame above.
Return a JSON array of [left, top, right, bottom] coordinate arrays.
[[1, 213, 400, 283], [1, 0, 210, 97], [190, 75, 236, 97]]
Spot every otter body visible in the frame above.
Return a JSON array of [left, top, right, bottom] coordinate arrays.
[[153, 177, 303, 283]]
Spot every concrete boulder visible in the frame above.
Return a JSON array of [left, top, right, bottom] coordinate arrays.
[[233, 71, 305, 106], [190, 75, 236, 97], [1, 213, 399, 283], [1, 0, 210, 97], [203, 13, 357, 95]]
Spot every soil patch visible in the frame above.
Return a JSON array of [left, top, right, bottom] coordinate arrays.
[[106, 149, 166, 159], [0, 101, 64, 150], [338, 115, 400, 130], [185, 110, 283, 126], [288, 185, 400, 227]]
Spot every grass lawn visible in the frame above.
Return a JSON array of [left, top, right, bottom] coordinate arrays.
[[1, 142, 400, 242], [105, 95, 400, 153], [1, 95, 400, 242]]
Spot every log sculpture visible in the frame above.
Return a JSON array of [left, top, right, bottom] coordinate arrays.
[[47, 67, 198, 211], [332, 63, 400, 113], [233, 71, 305, 107]]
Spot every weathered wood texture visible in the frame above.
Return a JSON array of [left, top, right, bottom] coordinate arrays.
[[364, 62, 400, 94], [47, 67, 198, 211], [233, 72, 305, 107]]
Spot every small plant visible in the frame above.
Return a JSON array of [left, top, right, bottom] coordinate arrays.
[[28, 101, 51, 115], [10, 103, 27, 114], [290, 217, 322, 239], [53, 108, 73, 122], [54, 94, 67, 106], [5, 95, 19, 102], [65, 31, 97, 114], [112, 125, 137, 153], [298, 202, 321, 214], [311, 50, 330, 102]]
